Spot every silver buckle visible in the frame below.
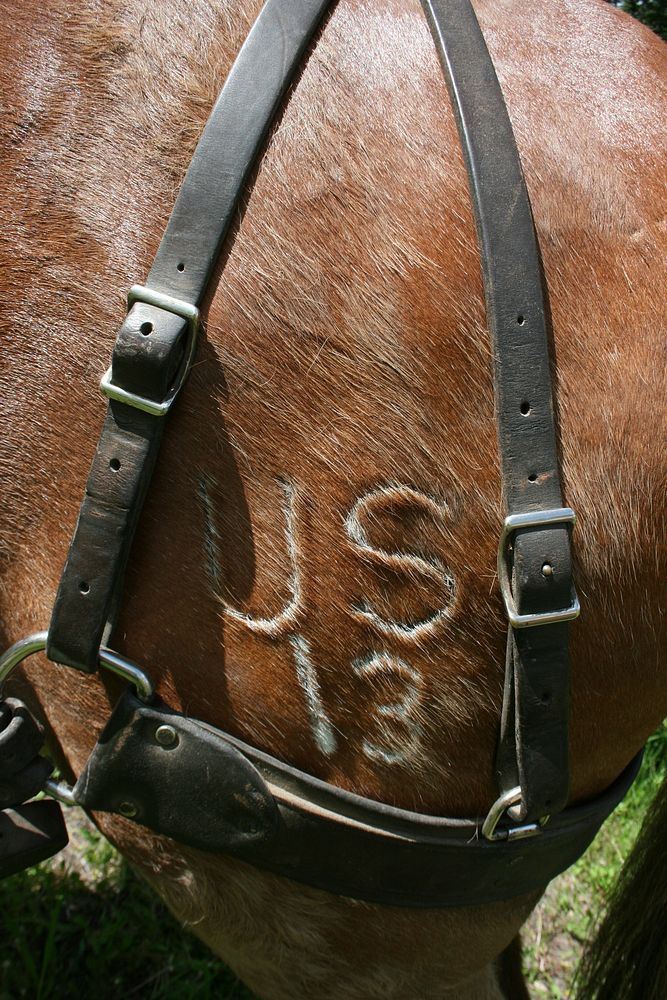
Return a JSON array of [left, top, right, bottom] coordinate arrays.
[[100, 284, 201, 417], [497, 507, 580, 629], [482, 787, 548, 842]]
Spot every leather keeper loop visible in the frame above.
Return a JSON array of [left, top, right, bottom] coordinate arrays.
[[111, 303, 188, 401]]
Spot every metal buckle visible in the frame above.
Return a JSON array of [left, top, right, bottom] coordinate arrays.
[[497, 507, 580, 629], [482, 787, 548, 842], [100, 284, 201, 417], [0, 631, 156, 808]]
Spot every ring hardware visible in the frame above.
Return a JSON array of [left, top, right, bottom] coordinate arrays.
[[482, 787, 549, 842], [0, 633, 156, 807], [0, 632, 155, 702]]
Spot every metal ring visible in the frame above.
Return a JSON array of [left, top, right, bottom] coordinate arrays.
[[482, 786, 548, 843], [482, 786, 523, 841], [0, 632, 50, 686], [98, 647, 155, 702], [44, 777, 78, 807], [0, 631, 155, 702], [0, 632, 156, 810]]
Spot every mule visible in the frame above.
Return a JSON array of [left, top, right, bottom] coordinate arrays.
[[0, 0, 664, 997]]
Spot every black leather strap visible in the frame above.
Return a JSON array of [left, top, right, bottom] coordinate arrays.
[[0, 698, 53, 808], [47, 307, 188, 670], [47, 0, 334, 671], [0, 802, 69, 879], [421, 0, 575, 822], [144, 0, 333, 303], [74, 691, 640, 908], [0, 698, 67, 878], [0, 698, 45, 771]]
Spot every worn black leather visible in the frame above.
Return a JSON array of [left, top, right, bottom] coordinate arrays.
[[0, 698, 53, 809], [0, 801, 69, 879], [0, 699, 66, 878], [421, 0, 574, 822], [47, 307, 188, 671], [74, 692, 640, 907], [145, 0, 333, 303], [0, 698, 45, 770], [75, 693, 279, 851]]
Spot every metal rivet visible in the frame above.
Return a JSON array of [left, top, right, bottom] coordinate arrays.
[[542, 563, 554, 577], [118, 801, 138, 818], [155, 724, 178, 748]]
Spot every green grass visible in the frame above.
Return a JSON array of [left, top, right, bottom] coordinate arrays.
[[2, 730, 665, 999], [0, 822, 255, 1000], [523, 725, 667, 997]]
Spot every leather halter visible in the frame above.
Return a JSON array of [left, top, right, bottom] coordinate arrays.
[[0, 0, 639, 903]]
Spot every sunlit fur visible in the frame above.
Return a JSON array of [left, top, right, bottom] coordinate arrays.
[[0, 1, 664, 997]]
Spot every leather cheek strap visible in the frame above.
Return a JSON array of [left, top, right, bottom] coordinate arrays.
[[45, 0, 334, 673], [421, 0, 574, 824], [46, 304, 188, 672]]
